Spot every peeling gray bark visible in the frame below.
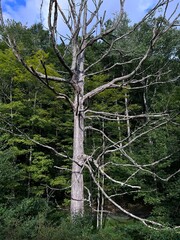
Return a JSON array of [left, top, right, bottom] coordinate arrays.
[[71, 43, 85, 215], [71, 95, 85, 216]]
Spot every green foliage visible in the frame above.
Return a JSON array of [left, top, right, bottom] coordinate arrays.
[[0, 211, 179, 240], [0, 149, 20, 203], [0, 39, 72, 202], [0, 198, 49, 240]]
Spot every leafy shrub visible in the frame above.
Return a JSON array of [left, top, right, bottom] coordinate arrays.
[[0, 204, 179, 240]]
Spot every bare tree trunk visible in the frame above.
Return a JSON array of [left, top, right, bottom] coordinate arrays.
[[125, 93, 132, 153], [100, 120, 105, 228], [96, 166, 100, 228], [71, 44, 85, 216], [71, 107, 84, 216], [27, 147, 32, 198], [125, 93, 131, 138]]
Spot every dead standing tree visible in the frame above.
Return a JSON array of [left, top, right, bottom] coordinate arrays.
[[0, 0, 180, 227]]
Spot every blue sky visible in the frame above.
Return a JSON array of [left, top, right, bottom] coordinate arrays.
[[2, 0, 180, 28], [4, 0, 26, 8]]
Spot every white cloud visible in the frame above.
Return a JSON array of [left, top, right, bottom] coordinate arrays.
[[2, 0, 117, 26], [0, 0, 156, 39], [2, 0, 180, 29], [3, 0, 41, 25], [2, 0, 57, 27], [2, 0, 72, 38]]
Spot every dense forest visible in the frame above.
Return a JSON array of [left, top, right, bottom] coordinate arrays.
[[0, 0, 180, 239]]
